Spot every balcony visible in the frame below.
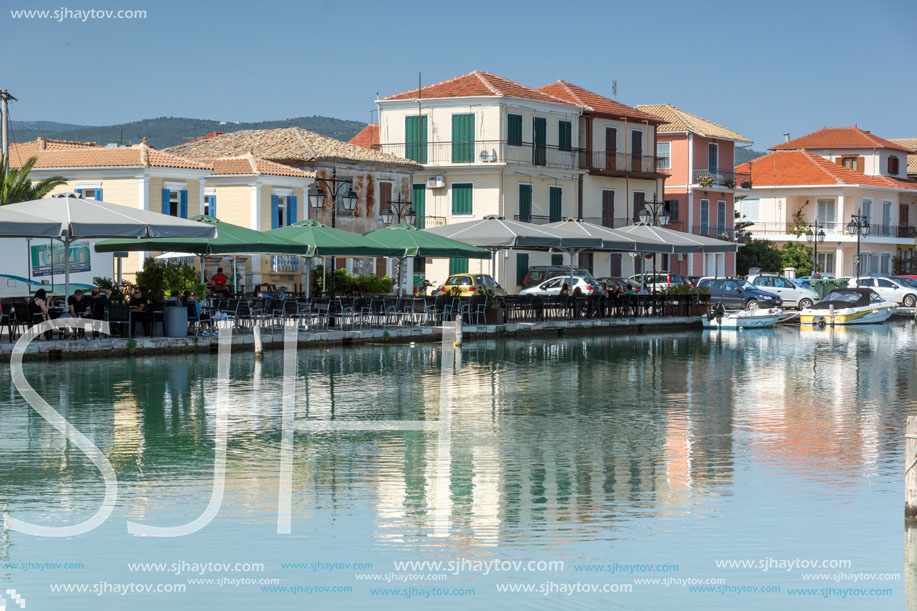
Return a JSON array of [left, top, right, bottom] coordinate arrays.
[[746, 222, 917, 239], [271, 255, 300, 273], [692, 226, 736, 240], [578, 151, 668, 176], [692, 168, 752, 189], [379, 140, 579, 170], [414, 216, 447, 229]]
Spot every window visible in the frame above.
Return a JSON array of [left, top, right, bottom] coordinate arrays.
[[161, 188, 188, 218], [862, 198, 873, 224], [412, 184, 426, 228], [880, 253, 891, 275], [451, 183, 473, 216], [700, 199, 710, 235], [631, 130, 643, 171], [204, 194, 216, 217], [841, 156, 858, 171], [518, 184, 532, 222], [507, 114, 523, 146], [533, 117, 547, 166], [605, 127, 617, 170], [558, 121, 572, 152], [816, 252, 835, 275], [449, 258, 469, 274], [516, 252, 529, 286], [815, 198, 836, 229], [889, 156, 900, 175], [708, 143, 718, 176], [405, 116, 428, 163], [271, 192, 297, 228], [882, 200, 892, 235], [552, 254, 564, 266], [717, 200, 727, 236], [549, 186, 562, 222], [76, 186, 101, 200], [601, 190, 615, 227], [378, 181, 393, 213], [451, 114, 475, 163], [666, 199, 679, 221], [633, 191, 646, 221], [656, 142, 671, 170]]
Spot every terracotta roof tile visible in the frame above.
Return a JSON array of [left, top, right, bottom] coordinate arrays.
[[381, 71, 574, 106], [536, 81, 663, 123], [737, 150, 917, 191], [348, 124, 380, 150], [7, 139, 211, 171], [165, 127, 419, 169], [891, 138, 917, 175], [6, 137, 100, 162], [634, 104, 751, 143], [770, 126, 912, 152], [206, 154, 314, 178]]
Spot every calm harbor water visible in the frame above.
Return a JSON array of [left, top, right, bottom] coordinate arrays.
[[1, 323, 916, 610]]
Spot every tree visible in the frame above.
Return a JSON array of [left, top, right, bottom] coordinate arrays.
[[736, 239, 782, 276], [0, 155, 67, 205], [780, 241, 814, 277]]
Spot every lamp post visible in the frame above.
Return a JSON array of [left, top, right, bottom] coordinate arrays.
[[308, 169, 358, 307], [846, 209, 870, 277], [381, 197, 417, 296], [804, 221, 826, 277], [637, 200, 671, 295]]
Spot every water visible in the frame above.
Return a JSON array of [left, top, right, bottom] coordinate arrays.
[[1, 324, 916, 610]]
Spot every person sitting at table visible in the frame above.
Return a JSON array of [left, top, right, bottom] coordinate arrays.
[[610, 284, 623, 298], [84, 286, 112, 338], [64, 289, 92, 338], [559, 282, 571, 297], [182, 291, 212, 335], [129, 288, 151, 336], [27, 289, 60, 340], [210, 267, 229, 295]]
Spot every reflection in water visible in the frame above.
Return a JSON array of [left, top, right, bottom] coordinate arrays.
[[0, 323, 916, 608]]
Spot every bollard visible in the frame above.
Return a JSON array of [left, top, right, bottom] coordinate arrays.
[[253, 325, 264, 359], [454, 314, 462, 348], [829, 304, 835, 326], [907, 417, 917, 519]]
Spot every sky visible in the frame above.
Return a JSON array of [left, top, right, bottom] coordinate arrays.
[[2, 0, 915, 150]]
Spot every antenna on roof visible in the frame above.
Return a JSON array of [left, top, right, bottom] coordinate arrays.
[[612, 79, 617, 101]]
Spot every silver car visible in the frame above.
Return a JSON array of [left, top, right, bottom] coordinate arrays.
[[520, 276, 604, 296], [747, 274, 820, 309]]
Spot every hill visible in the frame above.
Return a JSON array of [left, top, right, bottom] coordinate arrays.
[[735, 147, 766, 165], [10, 116, 366, 148]]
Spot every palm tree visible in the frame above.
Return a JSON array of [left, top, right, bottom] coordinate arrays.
[[0, 155, 67, 205]]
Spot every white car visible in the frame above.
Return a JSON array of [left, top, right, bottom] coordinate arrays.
[[849, 276, 917, 307], [520, 276, 603, 296], [747, 274, 820, 309]]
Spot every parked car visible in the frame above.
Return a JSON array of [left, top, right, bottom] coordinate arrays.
[[696, 277, 782, 310], [596, 276, 627, 291], [522, 266, 595, 289], [436, 273, 506, 297], [628, 272, 686, 292], [520, 276, 604, 297], [849, 276, 917, 307], [747, 274, 820, 309]]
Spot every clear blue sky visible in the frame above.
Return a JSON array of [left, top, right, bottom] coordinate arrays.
[[2, 0, 915, 149]]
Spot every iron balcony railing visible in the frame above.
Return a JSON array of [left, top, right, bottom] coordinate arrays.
[[414, 216, 447, 229], [578, 151, 668, 175], [692, 225, 735, 240], [745, 222, 917, 238], [692, 168, 752, 188], [271, 255, 300, 273], [379, 140, 580, 170]]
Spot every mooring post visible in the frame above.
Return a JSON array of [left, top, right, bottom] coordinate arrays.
[[829, 304, 835, 326], [253, 325, 264, 359], [907, 521, 917, 609], [454, 314, 462, 348], [907, 416, 917, 519]]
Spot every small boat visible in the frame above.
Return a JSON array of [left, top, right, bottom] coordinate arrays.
[[701, 303, 783, 329], [799, 288, 896, 326]]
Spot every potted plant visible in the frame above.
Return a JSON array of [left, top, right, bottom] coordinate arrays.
[[741, 180, 753, 189], [698, 175, 715, 188], [722, 179, 736, 189]]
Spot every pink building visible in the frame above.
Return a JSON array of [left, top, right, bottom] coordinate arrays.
[[636, 104, 752, 277]]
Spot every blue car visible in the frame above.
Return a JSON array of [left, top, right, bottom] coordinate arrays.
[[696, 277, 782, 310]]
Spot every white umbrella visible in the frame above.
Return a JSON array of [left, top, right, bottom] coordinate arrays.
[[2, 193, 217, 296], [0, 208, 63, 237]]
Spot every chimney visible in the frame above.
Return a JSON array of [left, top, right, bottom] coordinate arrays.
[[37, 136, 47, 151], [783, 133, 790, 143]]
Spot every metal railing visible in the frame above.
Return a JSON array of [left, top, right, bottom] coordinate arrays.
[[691, 225, 735, 240], [271, 255, 300, 273], [692, 168, 752, 188], [379, 140, 579, 169], [579, 151, 666, 175], [415, 215, 447, 229], [745, 222, 917, 238]]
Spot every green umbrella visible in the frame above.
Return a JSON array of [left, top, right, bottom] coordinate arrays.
[[94, 215, 302, 256], [269, 219, 403, 257], [362, 224, 491, 259]]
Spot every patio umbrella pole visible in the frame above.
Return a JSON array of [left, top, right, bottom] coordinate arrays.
[[304, 257, 310, 299], [200, 255, 205, 283], [232, 257, 237, 293], [63, 236, 71, 297]]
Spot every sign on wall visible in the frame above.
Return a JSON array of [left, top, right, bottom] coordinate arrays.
[[29, 241, 91, 277]]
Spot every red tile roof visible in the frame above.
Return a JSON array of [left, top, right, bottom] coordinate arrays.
[[380, 71, 572, 106], [737, 150, 917, 191], [770, 126, 914, 152], [348, 124, 380, 150], [536, 81, 663, 123], [7, 138, 211, 170], [206, 154, 313, 178]]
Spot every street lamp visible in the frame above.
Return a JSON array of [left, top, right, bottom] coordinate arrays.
[[380, 197, 417, 226], [308, 168, 358, 307], [804, 221, 826, 276], [846, 209, 870, 277], [637, 200, 670, 295]]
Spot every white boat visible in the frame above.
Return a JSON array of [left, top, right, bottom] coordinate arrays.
[[799, 287, 896, 326], [701, 305, 783, 329]]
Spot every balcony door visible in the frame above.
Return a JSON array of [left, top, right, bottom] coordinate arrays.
[[708, 143, 719, 178], [631, 130, 643, 172], [815, 198, 836, 234], [601, 190, 615, 227], [605, 127, 617, 170], [533, 117, 547, 166]]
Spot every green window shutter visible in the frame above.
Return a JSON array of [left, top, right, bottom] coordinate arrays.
[[516, 252, 529, 286], [549, 187, 562, 222], [452, 113, 474, 163], [451, 183, 473, 216], [533, 117, 547, 165], [552, 254, 564, 266], [507, 114, 523, 146], [518, 184, 532, 221], [405, 116, 427, 163], [559, 121, 572, 151], [412, 184, 426, 228], [449, 258, 469, 274]]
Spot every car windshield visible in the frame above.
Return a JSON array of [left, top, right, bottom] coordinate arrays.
[[738, 280, 756, 290], [448, 276, 472, 286], [827, 291, 864, 304]]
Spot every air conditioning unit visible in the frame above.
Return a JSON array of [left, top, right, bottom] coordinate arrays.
[[479, 148, 498, 162], [427, 176, 445, 189]]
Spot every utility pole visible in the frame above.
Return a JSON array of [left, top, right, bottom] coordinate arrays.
[[1, 90, 17, 162]]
